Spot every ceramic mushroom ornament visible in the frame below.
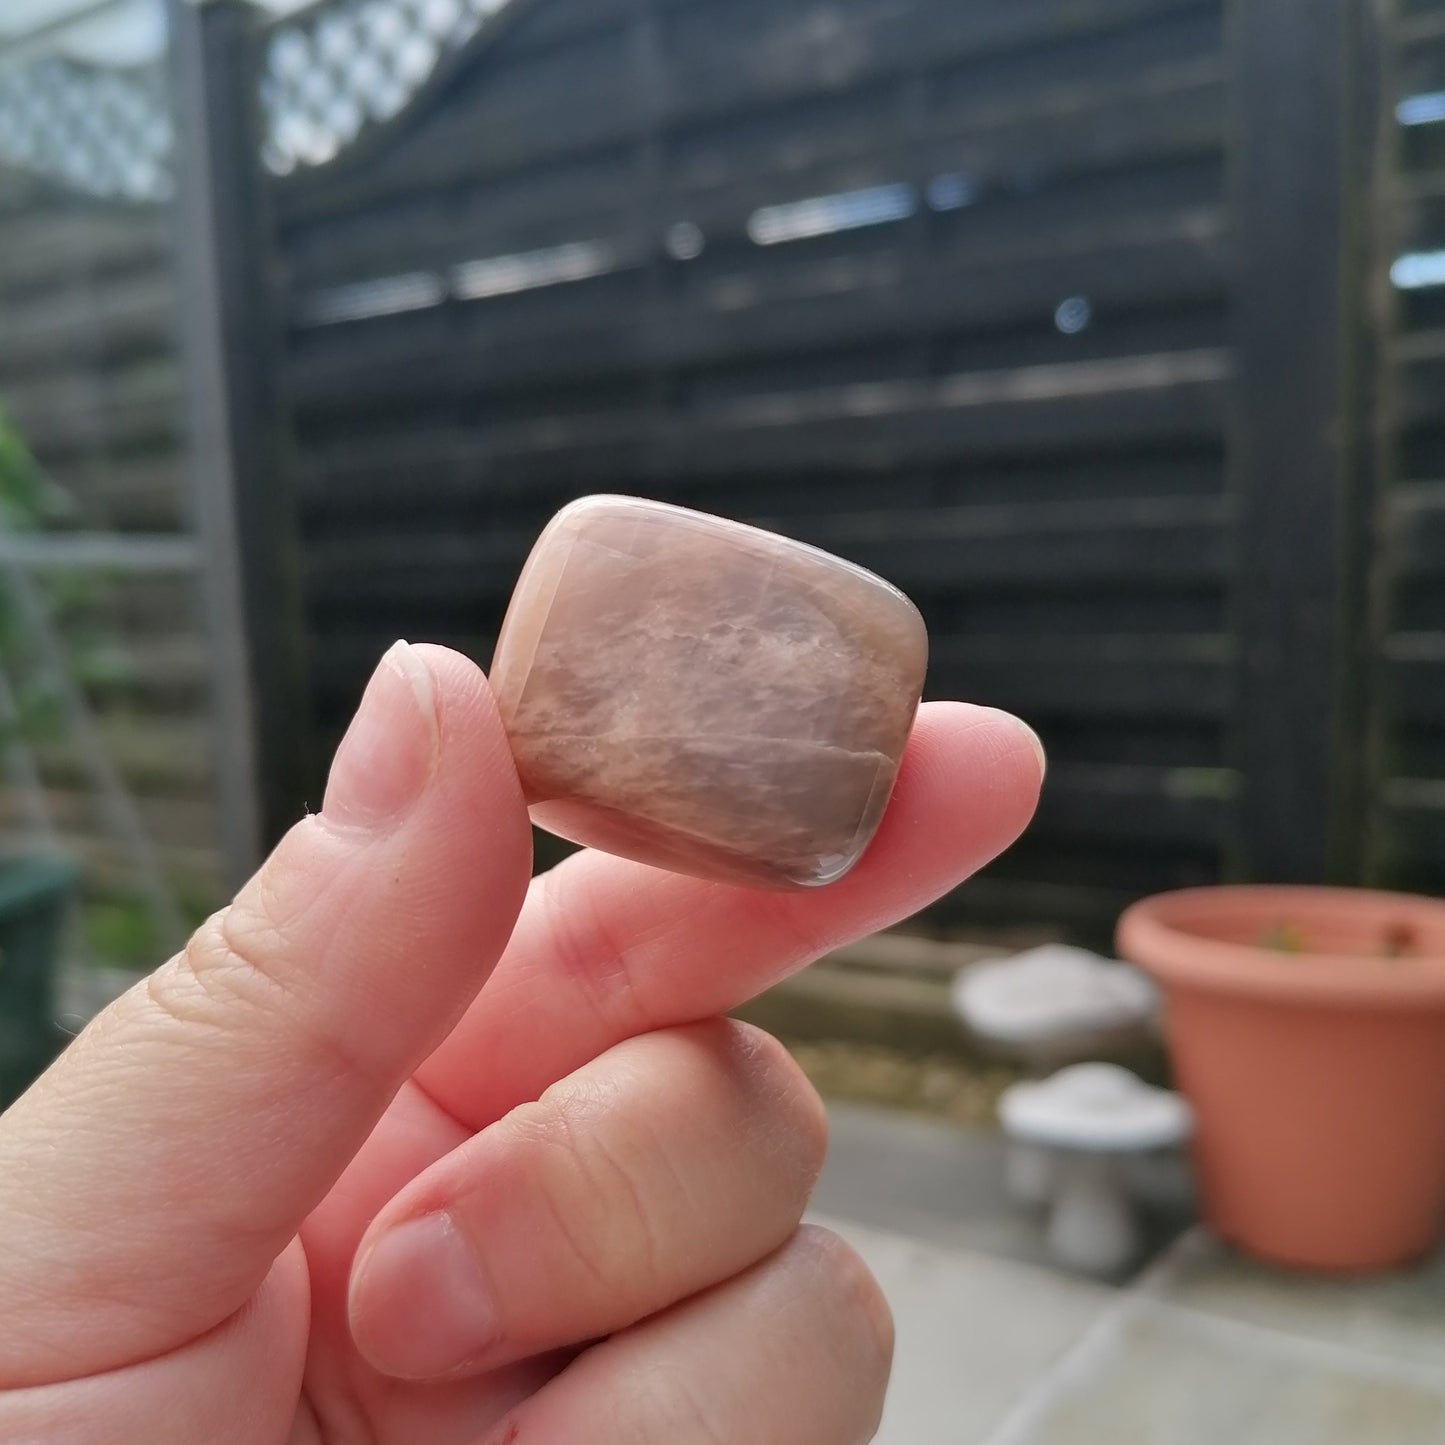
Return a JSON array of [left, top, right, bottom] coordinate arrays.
[[952, 945, 1159, 1071], [490, 495, 929, 889], [953, 945, 1159, 1204], [1000, 1063, 1192, 1275]]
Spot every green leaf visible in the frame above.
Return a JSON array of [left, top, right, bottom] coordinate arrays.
[[1258, 922, 1306, 954]]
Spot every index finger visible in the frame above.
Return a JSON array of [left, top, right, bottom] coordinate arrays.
[[415, 702, 1043, 1130]]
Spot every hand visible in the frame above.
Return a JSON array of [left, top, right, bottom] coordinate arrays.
[[0, 644, 1042, 1444]]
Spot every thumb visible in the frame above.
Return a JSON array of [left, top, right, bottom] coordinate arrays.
[[0, 643, 532, 1389]]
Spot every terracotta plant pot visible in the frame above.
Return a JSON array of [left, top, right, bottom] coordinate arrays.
[[1116, 886, 1445, 1272]]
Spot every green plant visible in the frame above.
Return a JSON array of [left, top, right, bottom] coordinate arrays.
[[0, 405, 158, 971], [0, 408, 71, 750], [1258, 919, 1419, 959], [0, 406, 71, 533], [1258, 922, 1306, 954], [0, 407, 128, 748], [81, 892, 162, 970]]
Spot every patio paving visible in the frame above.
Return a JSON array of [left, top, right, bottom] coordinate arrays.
[[812, 1101, 1445, 1445]]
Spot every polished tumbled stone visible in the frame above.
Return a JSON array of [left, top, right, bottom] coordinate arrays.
[[490, 495, 928, 889]]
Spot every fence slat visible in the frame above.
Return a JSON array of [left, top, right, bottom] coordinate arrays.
[[171, 0, 314, 880], [1226, 0, 1379, 883]]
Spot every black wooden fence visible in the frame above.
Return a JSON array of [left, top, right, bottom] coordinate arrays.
[[170, 0, 1436, 938], [1376, 0, 1445, 903]]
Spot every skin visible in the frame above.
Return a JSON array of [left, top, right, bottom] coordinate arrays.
[[0, 643, 1042, 1445]]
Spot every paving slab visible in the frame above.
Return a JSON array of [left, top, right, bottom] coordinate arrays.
[[814, 1216, 1114, 1445], [813, 1101, 1445, 1444], [1160, 1229, 1445, 1373], [999, 1299, 1445, 1445]]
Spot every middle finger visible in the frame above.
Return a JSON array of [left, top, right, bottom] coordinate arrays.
[[416, 701, 1043, 1130], [349, 1019, 827, 1381]]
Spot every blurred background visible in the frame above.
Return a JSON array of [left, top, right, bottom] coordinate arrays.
[[2, 2, 1444, 1440]]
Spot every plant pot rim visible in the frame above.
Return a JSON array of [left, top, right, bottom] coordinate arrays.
[[1116, 885, 1445, 1008]]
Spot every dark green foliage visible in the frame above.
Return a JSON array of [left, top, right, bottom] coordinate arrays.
[[0, 407, 73, 533]]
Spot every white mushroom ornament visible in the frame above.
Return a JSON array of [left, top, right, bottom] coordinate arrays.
[[999, 1063, 1191, 1276], [952, 946, 1161, 1205], [951, 944, 1158, 1069]]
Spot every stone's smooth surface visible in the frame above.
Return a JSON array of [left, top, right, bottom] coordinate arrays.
[[491, 494, 927, 889]]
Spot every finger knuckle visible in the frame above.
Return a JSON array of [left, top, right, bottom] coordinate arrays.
[[508, 1086, 666, 1297], [629, 1364, 732, 1445], [539, 863, 662, 1037], [145, 904, 377, 1092], [147, 906, 285, 1034]]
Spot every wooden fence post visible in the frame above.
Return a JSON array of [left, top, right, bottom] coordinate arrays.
[[169, 0, 312, 888], [1228, 0, 1380, 884]]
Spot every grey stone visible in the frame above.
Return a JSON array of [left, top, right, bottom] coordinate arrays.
[[491, 495, 927, 889]]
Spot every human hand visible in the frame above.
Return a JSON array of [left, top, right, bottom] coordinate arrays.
[[0, 643, 1042, 1444]]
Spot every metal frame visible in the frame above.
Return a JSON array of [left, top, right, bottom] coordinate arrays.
[[0, 1, 139, 66]]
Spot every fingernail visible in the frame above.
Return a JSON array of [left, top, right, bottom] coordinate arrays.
[[352, 1212, 498, 1379], [1023, 719, 1046, 780], [323, 641, 438, 828], [1018, 719, 1047, 782]]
